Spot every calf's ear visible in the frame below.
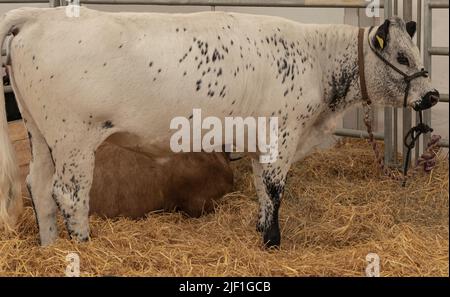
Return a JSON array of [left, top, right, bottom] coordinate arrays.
[[373, 19, 391, 50], [406, 21, 417, 38]]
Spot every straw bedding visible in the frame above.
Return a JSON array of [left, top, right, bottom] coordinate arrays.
[[0, 139, 448, 276]]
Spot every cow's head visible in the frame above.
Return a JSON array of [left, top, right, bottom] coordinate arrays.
[[366, 17, 439, 111]]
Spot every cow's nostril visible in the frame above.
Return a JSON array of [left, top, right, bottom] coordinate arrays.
[[430, 94, 440, 105]]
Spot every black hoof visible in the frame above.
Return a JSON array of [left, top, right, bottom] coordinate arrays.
[[263, 224, 280, 249], [68, 230, 90, 243]]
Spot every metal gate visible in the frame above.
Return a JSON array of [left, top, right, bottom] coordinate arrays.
[[423, 0, 449, 151]]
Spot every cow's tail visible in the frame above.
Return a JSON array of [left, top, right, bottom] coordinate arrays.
[[0, 8, 39, 230], [0, 83, 22, 230]]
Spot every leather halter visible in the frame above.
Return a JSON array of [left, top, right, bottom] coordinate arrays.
[[358, 28, 370, 105]]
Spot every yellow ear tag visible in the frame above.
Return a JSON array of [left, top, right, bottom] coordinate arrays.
[[376, 35, 385, 49]]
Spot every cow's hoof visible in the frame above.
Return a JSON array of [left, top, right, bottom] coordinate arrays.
[[263, 225, 280, 249], [68, 229, 90, 243]]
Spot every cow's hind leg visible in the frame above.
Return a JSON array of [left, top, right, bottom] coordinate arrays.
[[51, 133, 112, 242], [25, 119, 58, 246]]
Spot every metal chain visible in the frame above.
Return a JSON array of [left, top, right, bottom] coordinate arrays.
[[362, 103, 441, 184]]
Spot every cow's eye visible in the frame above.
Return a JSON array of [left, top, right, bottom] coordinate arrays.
[[397, 53, 410, 67]]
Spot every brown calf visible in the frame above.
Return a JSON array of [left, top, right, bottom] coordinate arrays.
[[89, 142, 234, 219]]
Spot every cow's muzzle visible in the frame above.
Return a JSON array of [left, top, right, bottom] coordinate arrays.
[[413, 90, 440, 111]]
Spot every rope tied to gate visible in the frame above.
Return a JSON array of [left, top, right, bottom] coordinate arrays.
[[362, 103, 441, 186]]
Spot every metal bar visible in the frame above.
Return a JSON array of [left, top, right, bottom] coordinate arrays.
[[50, 0, 64, 8], [429, 47, 449, 55], [423, 0, 432, 150], [384, 0, 394, 166], [415, 0, 422, 161], [393, 107, 398, 163], [4, 85, 13, 93], [403, 0, 413, 168], [429, 0, 449, 8], [440, 94, 449, 103], [0, 0, 47, 2], [72, 0, 384, 7], [383, 117, 393, 163], [417, 0, 422, 48], [393, 0, 399, 164], [334, 128, 384, 141], [438, 139, 449, 148]]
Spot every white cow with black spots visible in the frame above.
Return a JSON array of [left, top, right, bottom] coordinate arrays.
[[0, 7, 439, 247]]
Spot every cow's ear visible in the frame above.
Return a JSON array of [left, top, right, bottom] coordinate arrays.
[[373, 19, 391, 50], [406, 21, 417, 38]]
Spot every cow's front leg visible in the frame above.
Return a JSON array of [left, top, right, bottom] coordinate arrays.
[[51, 148, 96, 242], [252, 157, 291, 248]]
